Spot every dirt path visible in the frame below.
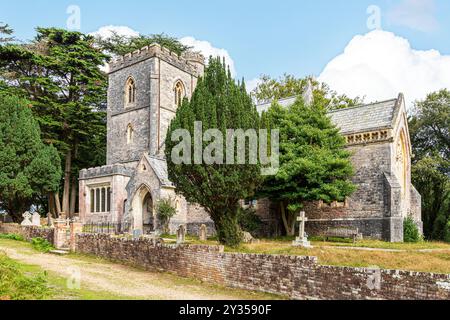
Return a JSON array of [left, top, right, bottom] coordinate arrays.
[[0, 241, 276, 300]]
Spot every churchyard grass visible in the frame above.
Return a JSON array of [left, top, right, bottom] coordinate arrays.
[[0, 251, 49, 300], [224, 240, 450, 274], [175, 236, 450, 274]]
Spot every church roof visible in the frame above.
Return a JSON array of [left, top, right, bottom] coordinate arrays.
[[256, 95, 402, 135], [144, 154, 173, 187], [328, 98, 400, 135]]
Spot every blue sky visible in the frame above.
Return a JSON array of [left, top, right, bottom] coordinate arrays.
[[2, 0, 450, 105]]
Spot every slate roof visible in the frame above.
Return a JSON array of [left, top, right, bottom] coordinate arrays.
[[256, 95, 402, 135], [328, 98, 400, 135]]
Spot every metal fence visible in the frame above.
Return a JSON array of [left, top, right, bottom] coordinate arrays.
[[82, 222, 131, 235]]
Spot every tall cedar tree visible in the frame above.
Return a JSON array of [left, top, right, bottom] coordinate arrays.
[[0, 22, 13, 43], [0, 28, 108, 217], [409, 89, 450, 240], [165, 57, 262, 246], [251, 74, 362, 111], [0, 94, 61, 222], [258, 98, 356, 235]]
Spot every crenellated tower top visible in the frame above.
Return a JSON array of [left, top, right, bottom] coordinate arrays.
[[108, 43, 205, 77]]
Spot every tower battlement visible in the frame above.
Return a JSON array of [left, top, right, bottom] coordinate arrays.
[[108, 43, 205, 76]]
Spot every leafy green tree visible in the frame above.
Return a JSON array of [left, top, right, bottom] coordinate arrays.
[[409, 90, 450, 240], [258, 98, 356, 235], [95, 32, 190, 56], [251, 74, 362, 111], [411, 157, 449, 239], [165, 57, 262, 246], [410, 89, 449, 161], [0, 94, 61, 222], [0, 28, 108, 217]]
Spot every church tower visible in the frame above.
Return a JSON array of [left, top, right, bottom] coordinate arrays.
[[79, 45, 206, 227], [106, 44, 205, 167]]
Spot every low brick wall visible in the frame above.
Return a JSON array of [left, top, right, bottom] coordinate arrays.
[[0, 223, 54, 244], [75, 234, 450, 300]]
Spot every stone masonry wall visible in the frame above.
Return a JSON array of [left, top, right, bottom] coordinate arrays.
[[75, 234, 450, 300], [0, 223, 54, 244]]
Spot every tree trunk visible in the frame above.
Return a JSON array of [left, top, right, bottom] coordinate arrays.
[[54, 192, 62, 217], [280, 203, 292, 236], [211, 207, 242, 247], [69, 178, 77, 218], [48, 192, 55, 218], [280, 202, 297, 236], [62, 149, 72, 217]]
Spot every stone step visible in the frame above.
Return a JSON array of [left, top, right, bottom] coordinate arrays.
[[49, 249, 70, 256]]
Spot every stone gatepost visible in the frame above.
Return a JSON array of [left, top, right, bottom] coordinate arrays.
[[70, 221, 83, 252], [53, 219, 70, 250]]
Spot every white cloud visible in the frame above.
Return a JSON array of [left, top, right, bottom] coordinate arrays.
[[387, 0, 439, 32], [180, 36, 236, 77], [89, 25, 140, 40], [318, 30, 450, 109], [245, 78, 262, 94]]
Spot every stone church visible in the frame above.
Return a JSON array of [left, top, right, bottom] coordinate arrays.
[[79, 44, 422, 242]]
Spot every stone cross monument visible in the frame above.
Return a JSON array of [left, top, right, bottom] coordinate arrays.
[[292, 211, 312, 248], [21, 212, 32, 226]]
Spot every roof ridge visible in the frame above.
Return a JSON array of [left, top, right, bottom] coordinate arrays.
[[256, 95, 298, 107], [327, 98, 399, 114], [256, 95, 399, 111]]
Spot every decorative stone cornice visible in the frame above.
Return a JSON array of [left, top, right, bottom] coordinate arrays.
[[344, 129, 393, 146], [79, 164, 134, 180]]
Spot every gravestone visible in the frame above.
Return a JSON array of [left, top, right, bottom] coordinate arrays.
[[242, 231, 255, 244], [21, 212, 32, 226], [292, 211, 312, 248], [177, 225, 186, 244], [32, 212, 41, 226], [133, 229, 142, 240], [199, 224, 207, 241]]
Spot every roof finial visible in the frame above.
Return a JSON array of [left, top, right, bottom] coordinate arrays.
[[303, 77, 314, 106]]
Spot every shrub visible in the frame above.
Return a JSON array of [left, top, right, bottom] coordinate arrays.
[[156, 198, 177, 233], [0, 252, 49, 300], [404, 217, 422, 243], [0, 234, 25, 241], [31, 238, 54, 253]]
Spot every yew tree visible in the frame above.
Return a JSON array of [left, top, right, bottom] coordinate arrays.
[[0, 94, 61, 222], [165, 58, 261, 246]]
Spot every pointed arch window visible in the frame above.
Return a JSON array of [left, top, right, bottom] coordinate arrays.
[[125, 77, 136, 107], [174, 81, 185, 107], [127, 124, 134, 145]]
